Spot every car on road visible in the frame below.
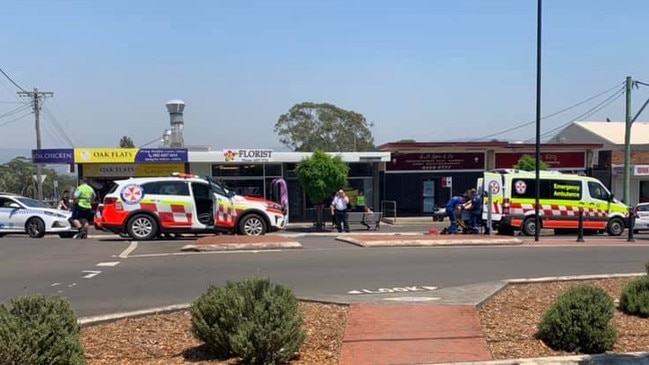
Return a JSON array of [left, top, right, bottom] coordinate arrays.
[[0, 193, 75, 238], [98, 173, 287, 240], [633, 203, 649, 233]]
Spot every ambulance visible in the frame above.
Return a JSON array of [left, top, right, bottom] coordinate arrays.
[[478, 169, 629, 236], [98, 173, 287, 240]]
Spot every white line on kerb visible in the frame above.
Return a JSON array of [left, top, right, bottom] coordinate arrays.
[[118, 241, 138, 258]]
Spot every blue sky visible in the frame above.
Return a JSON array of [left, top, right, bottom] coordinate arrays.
[[1, 0, 649, 152]]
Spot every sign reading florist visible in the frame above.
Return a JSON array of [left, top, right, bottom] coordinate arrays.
[[223, 149, 273, 162]]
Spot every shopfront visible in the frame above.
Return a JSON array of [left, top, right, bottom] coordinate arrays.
[[188, 149, 390, 221], [379, 141, 600, 216]]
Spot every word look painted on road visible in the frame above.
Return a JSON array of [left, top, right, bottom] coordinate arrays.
[[347, 285, 438, 295]]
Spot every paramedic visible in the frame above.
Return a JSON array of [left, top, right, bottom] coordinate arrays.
[[445, 195, 465, 234], [470, 190, 483, 234]]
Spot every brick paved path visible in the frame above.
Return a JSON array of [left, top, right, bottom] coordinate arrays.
[[339, 304, 491, 365]]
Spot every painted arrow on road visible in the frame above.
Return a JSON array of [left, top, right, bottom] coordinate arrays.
[[81, 270, 102, 279], [347, 285, 438, 295]]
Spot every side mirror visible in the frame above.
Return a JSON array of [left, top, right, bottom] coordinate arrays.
[[228, 190, 236, 198], [608, 193, 615, 202], [8, 202, 21, 209]]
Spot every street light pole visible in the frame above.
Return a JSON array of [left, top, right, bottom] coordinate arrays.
[[534, 0, 543, 242], [623, 76, 633, 205]]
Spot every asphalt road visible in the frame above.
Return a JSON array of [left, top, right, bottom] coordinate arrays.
[[1, 231, 648, 317]]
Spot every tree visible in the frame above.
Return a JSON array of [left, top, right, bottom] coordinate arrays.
[[514, 154, 549, 171], [295, 150, 349, 230], [119, 136, 135, 148], [0, 157, 76, 201], [274, 102, 374, 152]]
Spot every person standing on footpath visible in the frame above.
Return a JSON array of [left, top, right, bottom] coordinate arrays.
[[330, 189, 350, 233], [70, 178, 96, 239]]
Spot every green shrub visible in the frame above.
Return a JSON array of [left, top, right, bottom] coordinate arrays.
[[0, 295, 85, 365], [620, 276, 649, 318], [191, 277, 306, 365], [537, 285, 617, 354]]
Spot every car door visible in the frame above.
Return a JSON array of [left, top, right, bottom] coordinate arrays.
[[207, 178, 237, 229], [0, 197, 25, 232], [140, 180, 194, 228], [586, 181, 610, 229], [635, 204, 649, 230]]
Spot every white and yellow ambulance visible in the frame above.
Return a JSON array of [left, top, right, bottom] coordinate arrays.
[[478, 169, 629, 236], [99, 173, 287, 240]]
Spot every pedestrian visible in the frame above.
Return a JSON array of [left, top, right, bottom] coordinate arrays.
[[356, 191, 367, 212], [57, 190, 71, 211], [445, 194, 465, 234], [70, 178, 96, 239], [330, 189, 350, 233]]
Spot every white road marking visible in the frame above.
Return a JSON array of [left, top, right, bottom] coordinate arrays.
[[383, 297, 441, 302], [81, 270, 101, 279], [68, 283, 77, 287], [126, 249, 284, 258], [347, 285, 438, 295], [96, 261, 120, 267], [118, 241, 138, 258], [51, 283, 62, 287]]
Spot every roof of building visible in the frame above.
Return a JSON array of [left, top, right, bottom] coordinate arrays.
[[378, 141, 602, 152], [569, 121, 649, 145]]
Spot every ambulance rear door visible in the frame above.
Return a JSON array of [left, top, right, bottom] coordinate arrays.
[[482, 172, 504, 223]]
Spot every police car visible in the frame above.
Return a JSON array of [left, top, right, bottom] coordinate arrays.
[[0, 193, 75, 238], [98, 173, 288, 240]]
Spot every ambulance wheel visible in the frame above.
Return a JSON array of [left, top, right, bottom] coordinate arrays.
[[522, 216, 538, 236], [239, 214, 267, 236], [606, 218, 624, 236], [127, 214, 158, 240]]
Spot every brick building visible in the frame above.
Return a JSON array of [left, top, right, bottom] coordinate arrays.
[[378, 141, 601, 216], [552, 121, 649, 204]]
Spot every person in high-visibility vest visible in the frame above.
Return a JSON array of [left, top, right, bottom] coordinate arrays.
[[71, 178, 96, 239], [356, 191, 367, 212]]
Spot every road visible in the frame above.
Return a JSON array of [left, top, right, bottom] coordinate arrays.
[[1, 230, 648, 317]]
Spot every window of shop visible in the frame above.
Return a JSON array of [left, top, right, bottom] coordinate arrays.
[[265, 164, 282, 177], [212, 164, 263, 177], [640, 181, 649, 203]]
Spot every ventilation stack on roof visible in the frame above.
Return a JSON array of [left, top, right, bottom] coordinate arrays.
[[165, 99, 185, 148]]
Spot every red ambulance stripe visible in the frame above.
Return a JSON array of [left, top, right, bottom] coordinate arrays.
[[170, 204, 186, 213], [140, 202, 157, 211], [158, 212, 175, 223]]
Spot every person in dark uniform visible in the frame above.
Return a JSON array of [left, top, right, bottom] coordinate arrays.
[[446, 195, 465, 234]]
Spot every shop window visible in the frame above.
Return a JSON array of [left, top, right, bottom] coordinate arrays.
[[220, 179, 264, 198], [265, 164, 282, 177], [212, 164, 263, 177], [640, 181, 649, 203], [348, 163, 372, 177], [285, 163, 297, 178], [141, 181, 190, 196]]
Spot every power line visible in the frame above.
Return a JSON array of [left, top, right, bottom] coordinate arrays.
[[468, 82, 625, 142], [43, 106, 75, 147], [0, 103, 31, 119], [528, 89, 626, 142], [0, 111, 32, 127], [0, 66, 26, 92]]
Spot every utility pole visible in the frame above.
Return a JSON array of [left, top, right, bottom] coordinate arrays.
[[623, 76, 633, 205], [18, 88, 53, 201]]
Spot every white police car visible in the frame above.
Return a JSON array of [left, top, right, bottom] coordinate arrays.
[[0, 193, 75, 238]]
